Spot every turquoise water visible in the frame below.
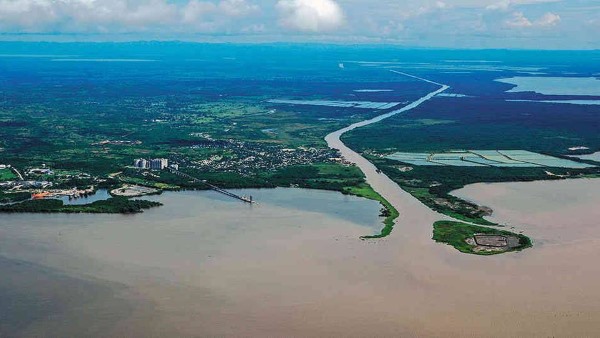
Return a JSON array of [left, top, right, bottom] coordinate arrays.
[[497, 77, 600, 96]]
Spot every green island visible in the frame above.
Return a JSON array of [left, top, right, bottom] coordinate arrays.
[[342, 184, 399, 239], [433, 221, 532, 255], [0, 197, 161, 214]]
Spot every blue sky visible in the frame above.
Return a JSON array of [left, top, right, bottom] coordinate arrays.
[[0, 0, 598, 49]]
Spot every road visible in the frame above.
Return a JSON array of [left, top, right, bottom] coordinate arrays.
[[11, 167, 24, 181]]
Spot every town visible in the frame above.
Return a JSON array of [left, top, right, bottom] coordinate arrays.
[[0, 138, 345, 205], [179, 138, 340, 175]]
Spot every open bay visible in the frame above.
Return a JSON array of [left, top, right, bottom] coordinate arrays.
[[1, 181, 600, 337]]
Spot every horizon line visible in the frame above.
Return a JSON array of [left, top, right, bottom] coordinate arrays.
[[0, 40, 599, 52]]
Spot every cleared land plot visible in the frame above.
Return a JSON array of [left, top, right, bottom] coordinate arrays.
[[268, 99, 401, 110], [474, 235, 508, 247], [386, 150, 595, 168], [111, 185, 159, 197]]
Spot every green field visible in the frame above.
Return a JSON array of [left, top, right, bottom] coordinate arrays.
[[0, 168, 16, 181]]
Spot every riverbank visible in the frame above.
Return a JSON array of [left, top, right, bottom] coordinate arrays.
[[450, 178, 600, 245], [343, 184, 399, 238]]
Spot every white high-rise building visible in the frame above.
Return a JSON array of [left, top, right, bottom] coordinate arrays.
[[134, 158, 168, 170], [134, 159, 148, 168], [150, 158, 168, 170]]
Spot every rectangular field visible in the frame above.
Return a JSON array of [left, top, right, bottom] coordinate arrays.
[[385, 152, 443, 166], [498, 150, 595, 168], [386, 150, 596, 168]]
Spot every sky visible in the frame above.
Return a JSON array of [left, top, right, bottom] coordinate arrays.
[[0, 0, 598, 49]]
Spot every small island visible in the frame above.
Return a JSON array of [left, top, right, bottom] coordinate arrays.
[[433, 221, 532, 255]]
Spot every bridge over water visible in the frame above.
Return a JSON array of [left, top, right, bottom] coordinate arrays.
[[168, 169, 255, 204]]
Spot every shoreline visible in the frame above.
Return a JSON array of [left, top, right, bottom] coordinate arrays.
[[450, 177, 600, 237]]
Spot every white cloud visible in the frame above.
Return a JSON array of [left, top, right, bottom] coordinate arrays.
[[486, 1, 512, 11], [218, 0, 259, 17], [505, 11, 533, 26], [536, 12, 560, 26], [505, 10, 560, 27], [276, 0, 344, 32], [486, 0, 562, 11], [183, 1, 217, 24], [0, 0, 594, 49], [0, 0, 260, 33], [407, 1, 448, 18]]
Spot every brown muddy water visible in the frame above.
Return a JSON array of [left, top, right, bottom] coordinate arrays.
[[1, 181, 600, 337]]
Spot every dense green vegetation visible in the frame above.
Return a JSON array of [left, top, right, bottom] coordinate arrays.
[[342, 96, 600, 155], [0, 197, 161, 214], [267, 164, 366, 191], [433, 221, 532, 255], [342, 184, 399, 239], [0, 191, 31, 204], [119, 163, 366, 192]]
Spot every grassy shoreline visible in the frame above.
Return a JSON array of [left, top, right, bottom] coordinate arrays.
[[343, 184, 399, 239]]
